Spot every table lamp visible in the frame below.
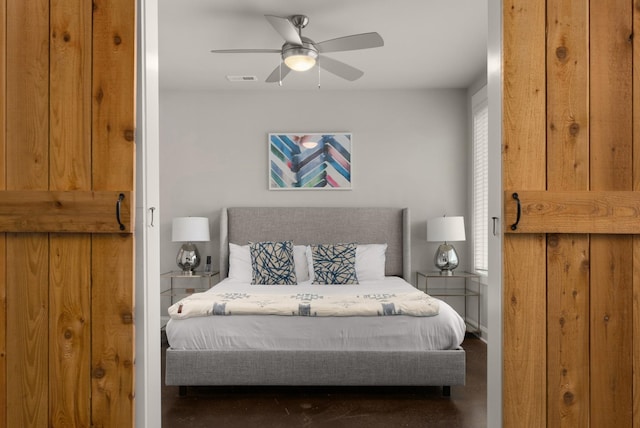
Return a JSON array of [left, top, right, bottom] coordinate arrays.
[[172, 217, 210, 274], [427, 216, 466, 276]]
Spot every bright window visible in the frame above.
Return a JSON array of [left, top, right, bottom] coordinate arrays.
[[472, 87, 488, 273]]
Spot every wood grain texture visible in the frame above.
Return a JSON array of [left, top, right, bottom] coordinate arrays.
[[502, 0, 547, 426], [50, 0, 91, 192], [91, 235, 135, 427], [634, 237, 640, 428], [503, 235, 547, 427], [6, 234, 49, 428], [0, 235, 6, 428], [504, 190, 640, 234], [502, 0, 546, 191], [589, 0, 632, 192], [50, 234, 91, 428], [545, 3, 590, 425], [547, 234, 590, 428], [6, 0, 49, 191], [92, 0, 136, 191], [0, 190, 133, 233], [2, 0, 136, 425], [91, 1, 136, 425], [590, 236, 633, 428], [0, 0, 5, 191], [49, 3, 93, 423], [546, 0, 589, 190], [589, 1, 634, 426], [633, 2, 640, 426], [0, 0, 6, 425]]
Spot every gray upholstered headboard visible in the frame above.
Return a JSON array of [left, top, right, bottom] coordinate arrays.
[[219, 207, 411, 281]]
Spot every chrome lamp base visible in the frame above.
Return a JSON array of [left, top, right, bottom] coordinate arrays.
[[176, 242, 201, 274], [434, 243, 459, 276]]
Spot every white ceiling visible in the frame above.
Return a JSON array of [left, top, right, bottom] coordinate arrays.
[[158, 0, 488, 92]]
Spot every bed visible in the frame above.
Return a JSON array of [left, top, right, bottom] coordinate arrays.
[[165, 207, 466, 396]]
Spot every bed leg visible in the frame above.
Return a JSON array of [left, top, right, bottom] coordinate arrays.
[[178, 386, 187, 397], [442, 386, 451, 397]]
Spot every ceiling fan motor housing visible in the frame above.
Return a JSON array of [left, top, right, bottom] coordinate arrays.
[[282, 38, 318, 71], [290, 15, 309, 29]]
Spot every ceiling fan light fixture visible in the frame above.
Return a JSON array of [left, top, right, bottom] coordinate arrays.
[[283, 46, 318, 72]]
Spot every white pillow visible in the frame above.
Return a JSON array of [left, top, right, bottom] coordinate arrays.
[[228, 243, 309, 283], [355, 243, 388, 281], [228, 243, 252, 282], [306, 243, 388, 282], [293, 245, 310, 282]]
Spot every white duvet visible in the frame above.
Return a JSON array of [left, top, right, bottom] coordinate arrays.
[[166, 276, 466, 352], [168, 284, 440, 319]]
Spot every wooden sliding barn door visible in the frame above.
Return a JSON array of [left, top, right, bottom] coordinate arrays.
[[503, 0, 640, 426], [0, 0, 136, 427]]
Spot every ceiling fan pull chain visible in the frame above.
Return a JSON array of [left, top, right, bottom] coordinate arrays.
[[318, 57, 321, 89], [279, 58, 283, 87]]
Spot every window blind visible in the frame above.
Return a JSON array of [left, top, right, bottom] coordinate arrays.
[[472, 96, 489, 273]]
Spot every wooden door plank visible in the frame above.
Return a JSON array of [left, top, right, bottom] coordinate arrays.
[[590, 0, 633, 192], [91, 1, 136, 426], [546, 0, 589, 189], [0, 235, 6, 428], [49, 2, 94, 426], [0, 190, 133, 233], [50, 234, 91, 427], [92, 0, 136, 192], [503, 235, 547, 427], [6, 234, 49, 428], [502, 0, 547, 425], [503, 190, 640, 234], [91, 235, 134, 427], [546, 3, 590, 426], [502, 0, 546, 191], [0, 0, 6, 424], [6, 1, 51, 426], [633, 1, 640, 426], [0, 0, 5, 189], [547, 234, 590, 428], [634, 238, 640, 428], [6, 0, 49, 191], [50, 0, 92, 191], [590, 236, 633, 427], [589, 0, 634, 426]]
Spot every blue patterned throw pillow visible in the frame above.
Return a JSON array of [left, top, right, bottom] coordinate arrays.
[[311, 243, 358, 285], [250, 241, 297, 285]]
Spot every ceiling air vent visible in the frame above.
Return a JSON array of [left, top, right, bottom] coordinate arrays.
[[226, 75, 258, 82]]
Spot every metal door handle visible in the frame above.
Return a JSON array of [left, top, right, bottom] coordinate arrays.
[[510, 193, 521, 231], [116, 193, 126, 231]]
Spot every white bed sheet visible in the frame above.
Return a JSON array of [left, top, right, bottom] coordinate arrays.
[[166, 276, 466, 352]]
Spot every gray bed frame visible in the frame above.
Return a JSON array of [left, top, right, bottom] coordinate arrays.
[[165, 207, 465, 396]]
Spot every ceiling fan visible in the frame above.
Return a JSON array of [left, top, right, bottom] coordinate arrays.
[[210, 14, 384, 83]]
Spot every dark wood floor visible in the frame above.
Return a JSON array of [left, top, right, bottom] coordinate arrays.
[[161, 334, 486, 428]]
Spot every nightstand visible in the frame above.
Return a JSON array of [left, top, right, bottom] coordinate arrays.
[[160, 270, 219, 328], [415, 270, 481, 334]]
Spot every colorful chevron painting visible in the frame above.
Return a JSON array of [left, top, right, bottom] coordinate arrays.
[[269, 133, 352, 190]]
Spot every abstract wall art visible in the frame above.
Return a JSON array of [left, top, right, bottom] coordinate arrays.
[[269, 133, 352, 190]]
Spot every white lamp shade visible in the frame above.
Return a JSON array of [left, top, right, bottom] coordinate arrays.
[[172, 217, 210, 242], [427, 216, 466, 242]]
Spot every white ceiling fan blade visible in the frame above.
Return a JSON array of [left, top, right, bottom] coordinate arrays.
[[317, 32, 384, 53], [265, 15, 302, 45], [318, 56, 364, 81], [265, 64, 292, 83], [210, 49, 281, 54]]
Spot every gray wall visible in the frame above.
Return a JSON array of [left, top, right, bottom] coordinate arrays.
[[159, 88, 469, 282]]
